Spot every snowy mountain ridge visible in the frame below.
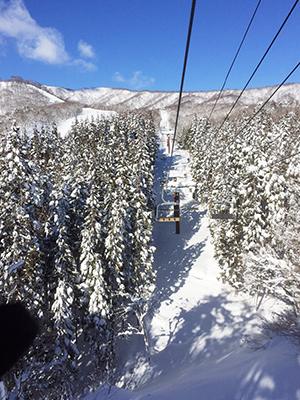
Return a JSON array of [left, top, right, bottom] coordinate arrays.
[[44, 82, 300, 110], [0, 80, 63, 113], [1, 80, 300, 133]]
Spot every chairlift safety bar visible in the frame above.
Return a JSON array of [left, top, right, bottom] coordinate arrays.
[[158, 217, 180, 222]]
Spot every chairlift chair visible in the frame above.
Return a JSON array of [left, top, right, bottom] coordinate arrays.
[[210, 199, 235, 220], [156, 186, 180, 222], [156, 201, 180, 222]]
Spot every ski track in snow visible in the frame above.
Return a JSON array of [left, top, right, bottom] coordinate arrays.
[[82, 118, 300, 400]]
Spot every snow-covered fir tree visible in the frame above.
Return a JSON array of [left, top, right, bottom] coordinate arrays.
[[0, 112, 158, 399], [184, 106, 300, 310]]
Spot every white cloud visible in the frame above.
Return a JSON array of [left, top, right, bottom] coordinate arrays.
[[0, 0, 98, 73], [0, 0, 69, 64], [113, 70, 154, 89], [113, 71, 125, 83], [130, 71, 155, 90], [78, 40, 95, 59], [73, 58, 97, 72], [0, 35, 6, 54]]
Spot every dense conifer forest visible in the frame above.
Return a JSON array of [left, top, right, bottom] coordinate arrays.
[[0, 112, 158, 399], [183, 105, 300, 317], [2, 97, 300, 399]]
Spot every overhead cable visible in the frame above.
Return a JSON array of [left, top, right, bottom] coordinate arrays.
[[214, 60, 300, 189], [270, 149, 300, 167], [226, 60, 300, 152], [217, 0, 299, 132], [167, 0, 197, 178], [208, 0, 262, 121]]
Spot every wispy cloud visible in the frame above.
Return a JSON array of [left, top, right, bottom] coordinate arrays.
[[73, 58, 97, 72], [113, 70, 155, 90], [0, 0, 69, 64], [130, 71, 155, 89], [113, 71, 125, 83], [78, 40, 95, 59], [0, 0, 97, 72]]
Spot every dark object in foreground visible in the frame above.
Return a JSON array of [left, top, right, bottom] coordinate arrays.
[[0, 302, 39, 377]]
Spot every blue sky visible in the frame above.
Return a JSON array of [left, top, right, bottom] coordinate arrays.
[[0, 0, 299, 92]]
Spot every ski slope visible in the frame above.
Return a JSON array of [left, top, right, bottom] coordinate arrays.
[[83, 124, 300, 400], [58, 108, 116, 137]]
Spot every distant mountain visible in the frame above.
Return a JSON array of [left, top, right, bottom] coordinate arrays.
[[1, 80, 299, 133]]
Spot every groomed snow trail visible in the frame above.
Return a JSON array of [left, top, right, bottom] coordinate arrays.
[[83, 123, 300, 400]]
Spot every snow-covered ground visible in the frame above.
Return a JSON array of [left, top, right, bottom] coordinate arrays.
[[82, 121, 300, 400]]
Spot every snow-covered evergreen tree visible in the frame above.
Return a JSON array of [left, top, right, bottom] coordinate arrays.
[[0, 123, 43, 306], [185, 107, 300, 310], [0, 111, 158, 399]]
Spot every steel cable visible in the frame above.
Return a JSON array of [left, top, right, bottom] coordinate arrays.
[[167, 0, 197, 179], [217, 0, 299, 133], [208, 0, 262, 121]]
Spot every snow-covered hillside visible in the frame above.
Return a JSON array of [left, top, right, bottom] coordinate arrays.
[[82, 122, 300, 400], [0, 81, 63, 114], [1, 80, 300, 134], [45, 83, 300, 111]]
